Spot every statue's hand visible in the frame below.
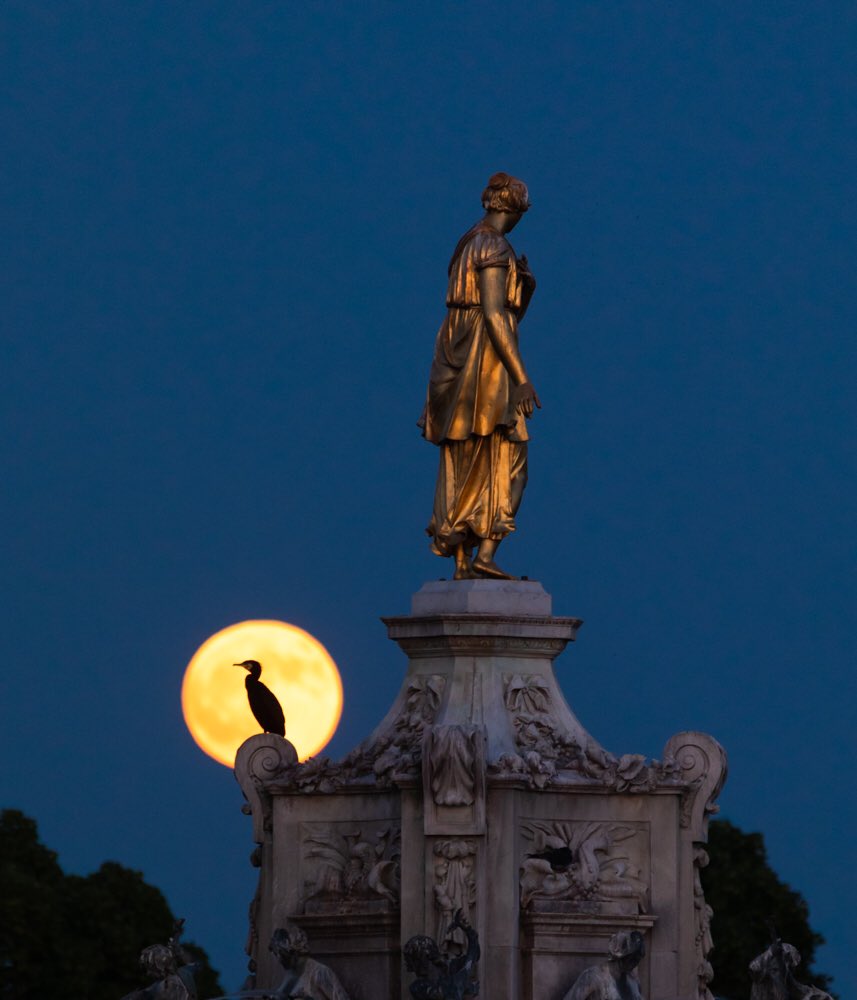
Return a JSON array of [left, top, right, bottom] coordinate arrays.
[[514, 382, 542, 418]]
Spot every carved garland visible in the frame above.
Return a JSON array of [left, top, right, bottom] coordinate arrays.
[[268, 674, 447, 794], [493, 673, 684, 793]]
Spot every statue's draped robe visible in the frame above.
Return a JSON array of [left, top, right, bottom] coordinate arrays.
[[275, 956, 351, 1000], [562, 964, 642, 1000], [420, 222, 529, 555]]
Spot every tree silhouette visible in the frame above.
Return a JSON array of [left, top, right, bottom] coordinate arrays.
[[702, 819, 834, 999], [0, 810, 223, 999]]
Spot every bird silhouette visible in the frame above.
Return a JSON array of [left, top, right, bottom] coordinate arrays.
[[234, 660, 285, 736], [526, 845, 574, 871]]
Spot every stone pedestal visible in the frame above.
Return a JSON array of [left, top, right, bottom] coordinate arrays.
[[235, 581, 726, 1000]]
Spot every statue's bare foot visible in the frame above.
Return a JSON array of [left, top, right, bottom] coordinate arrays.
[[453, 543, 476, 580], [472, 558, 516, 580]]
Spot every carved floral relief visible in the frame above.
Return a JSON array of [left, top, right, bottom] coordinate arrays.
[[520, 821, 649, 914], [494, 673, 682, 793], [272, 674, 446, 793], [301, 823, 401, 913]]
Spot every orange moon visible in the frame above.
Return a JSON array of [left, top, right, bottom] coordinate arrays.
[[181, 620, 343, 767]]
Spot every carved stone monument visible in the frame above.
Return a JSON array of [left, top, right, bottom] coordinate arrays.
[[234, 579, 726, 999], [233, 173, 725, 999]]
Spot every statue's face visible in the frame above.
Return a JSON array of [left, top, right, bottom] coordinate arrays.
[[276, 944, 300, 967]]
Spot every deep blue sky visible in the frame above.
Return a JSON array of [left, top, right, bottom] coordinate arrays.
[[2, 3, 854, 994]]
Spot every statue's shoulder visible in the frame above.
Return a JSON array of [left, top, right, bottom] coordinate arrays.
[[301, 956, 351, 999], [448, 222, 512, 276], [467, 227, 513, 270], [562, 963, 613, 1000]]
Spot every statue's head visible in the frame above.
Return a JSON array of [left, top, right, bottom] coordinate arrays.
[[403, 934, 443, 976], [770, 942, 801, 971], [607, 929, 645, 972], [481, 172, 531, 216], [139, 943, 176, 981], [270, 923, 310, 968]]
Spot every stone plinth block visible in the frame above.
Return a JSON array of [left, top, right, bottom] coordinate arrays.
[[234, 582, 726, 1000], [411, 578, 552, 616]]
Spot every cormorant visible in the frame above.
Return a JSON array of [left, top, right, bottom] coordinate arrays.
[[234, 660, 286, 736], [526, 845, 574, 871]]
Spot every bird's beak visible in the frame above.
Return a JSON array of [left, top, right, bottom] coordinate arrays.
[[233, 662, 249, 669]]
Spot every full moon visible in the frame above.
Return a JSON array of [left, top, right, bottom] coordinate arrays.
[[181, 620, 343, 767]]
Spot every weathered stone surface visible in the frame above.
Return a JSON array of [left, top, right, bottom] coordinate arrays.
[[234, 582, 726, 1000]]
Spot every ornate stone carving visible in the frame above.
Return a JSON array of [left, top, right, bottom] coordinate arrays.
[[234, 734, 299, 842], [520, 821, 649, 913], [495, 674, 625, 789], [662, 732, 728, 835], [427, 725, 479, 806], [242, 880, 260, 990], [693, 846, 715, 1000], [269, 675, 446, 794], [433, 840, 477, 953], [494, 674, 692, 793], [302, 823, 401, 913], [505, 673, 551, 714]]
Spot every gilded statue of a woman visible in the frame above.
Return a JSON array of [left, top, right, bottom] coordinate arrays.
[[419, 172, 540, 581]]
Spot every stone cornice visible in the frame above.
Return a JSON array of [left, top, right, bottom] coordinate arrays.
[[383, 613, 582, 659]]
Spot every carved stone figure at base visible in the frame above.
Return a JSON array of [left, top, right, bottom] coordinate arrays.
[[749, 938, 833, 1000], [266, 924, 350, 1000], [404, 909, 480, 999], [120, 919, 198, 1000], [562, 930, 645, 1000]]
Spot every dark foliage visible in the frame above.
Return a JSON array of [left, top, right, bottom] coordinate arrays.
[[0, 810, 223, 999], [702, 819, 834, 1000]]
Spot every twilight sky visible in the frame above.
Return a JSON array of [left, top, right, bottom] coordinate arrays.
[[1, 3, 854, 995]]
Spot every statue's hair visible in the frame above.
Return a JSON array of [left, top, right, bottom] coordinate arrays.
[[270, 922, 309, 958], [607, 929, 645, 961], [481, 172, 530, 213], [779, 943, 801, 969], [140, 943, 175, 978], [403, 934, 441, 970]]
